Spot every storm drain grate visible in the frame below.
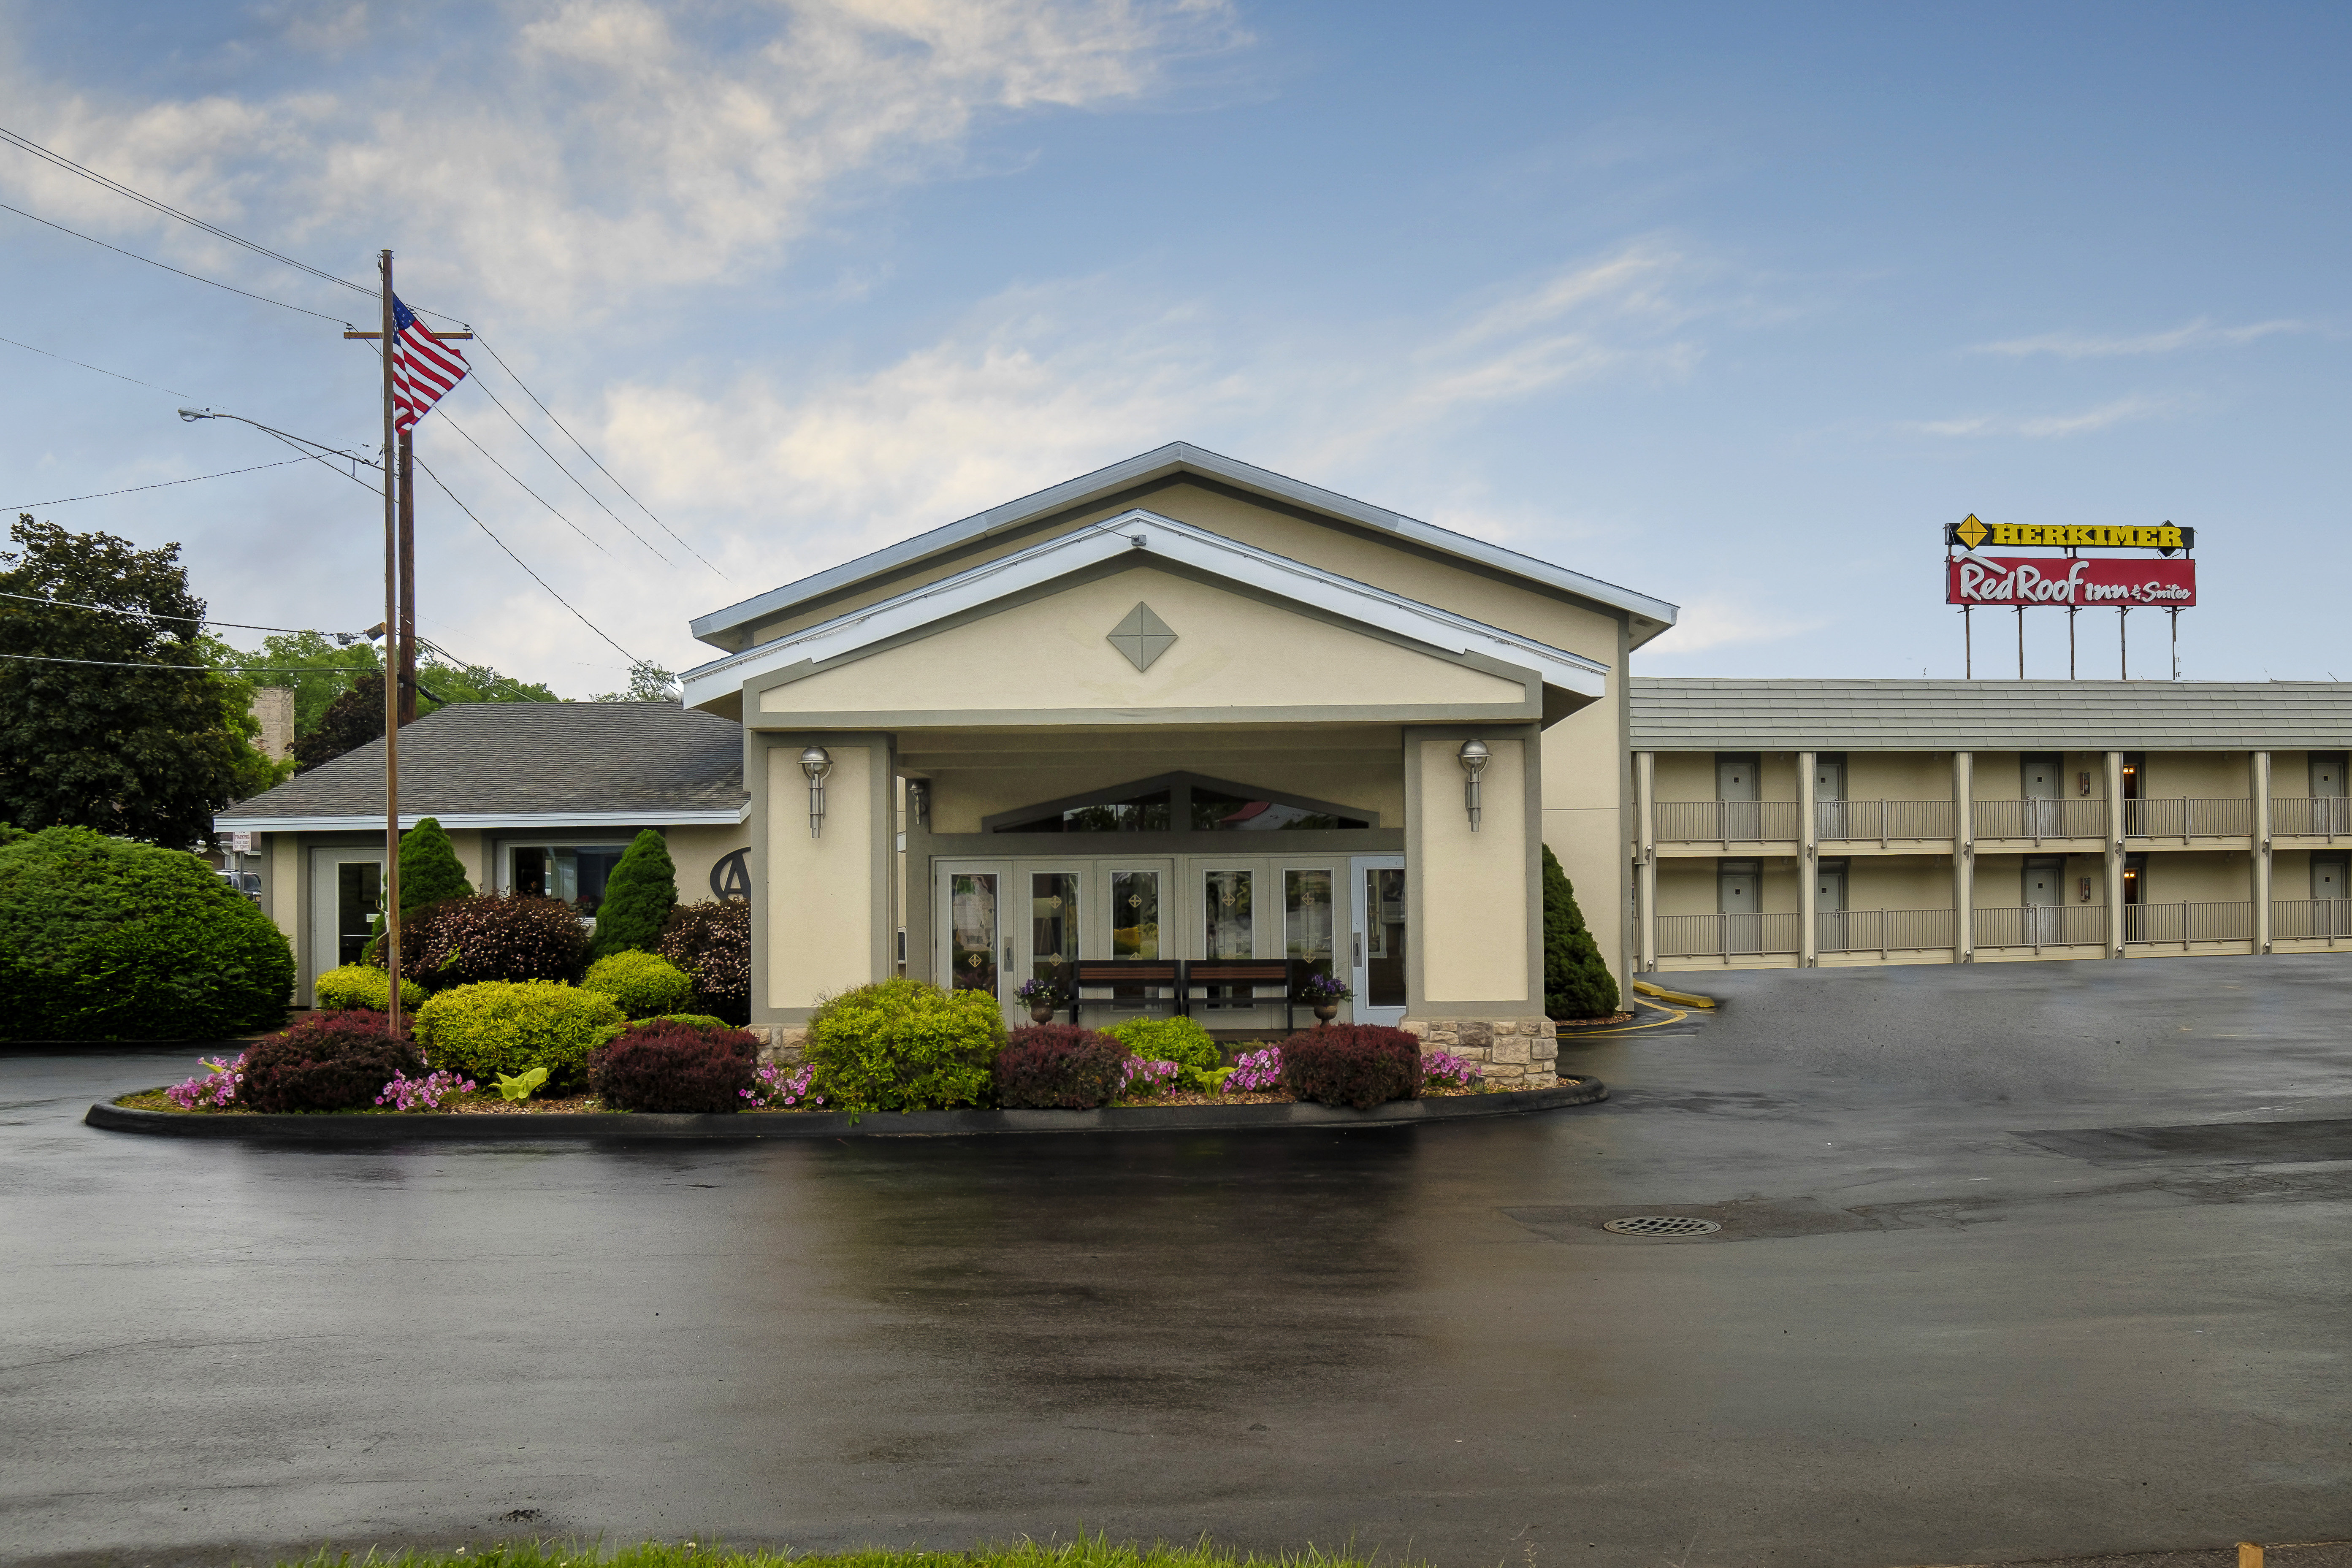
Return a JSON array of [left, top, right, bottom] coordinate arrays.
[[1601, 1215, 1722, 1236]]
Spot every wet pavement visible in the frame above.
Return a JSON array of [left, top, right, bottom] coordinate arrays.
[[3, 953, 2349, 1568]]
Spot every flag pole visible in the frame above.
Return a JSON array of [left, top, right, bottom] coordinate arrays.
[[379, 249, 403, 1037]]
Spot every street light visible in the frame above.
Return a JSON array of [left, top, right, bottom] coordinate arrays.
[[177, 407, 381, 482]]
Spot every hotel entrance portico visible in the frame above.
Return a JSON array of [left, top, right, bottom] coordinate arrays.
[[681, 452, 1672, 1083]]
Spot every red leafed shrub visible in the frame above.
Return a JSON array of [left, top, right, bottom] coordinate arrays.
[[240, 1010, 424, 1113], [590, 1020, 757, 1113], [1279, 1024, 1423, 1110], [993, 1024, 1127, 1109], [655, 900, 751, 1024], [392, 894, 587, 988]]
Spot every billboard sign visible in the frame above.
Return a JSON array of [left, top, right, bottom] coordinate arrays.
[[1947, 555, 2196, 608]]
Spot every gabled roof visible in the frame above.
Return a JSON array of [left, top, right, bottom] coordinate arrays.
[[217, 701, 747, 831], [1631, 677, 2352, 751], [680, 508, 1611, 712], [689, 441, 1679, 650]]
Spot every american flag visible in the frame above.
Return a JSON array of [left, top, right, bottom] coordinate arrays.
[[392, 295, 467, 432]]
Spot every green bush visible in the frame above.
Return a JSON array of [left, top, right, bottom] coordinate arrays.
[[631, 1013, 730, 1032], [412, 980, 626, 1091], [397, 817, 472, 915], [1105, 1015, 1223, 1089], [582, 950, 694, 1018], [805, 978, 1005, 1111], [589, 828, 677, 961], [0, 826, 293, 1041], [314, 962, 415, 1012], [1542, 845, 1621, 1019]]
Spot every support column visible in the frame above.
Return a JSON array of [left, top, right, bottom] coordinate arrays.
[[2252, 750, 2273, 953], [2105, 751, 2126, 956], [1953, 752, 1974, 961], [1799, 750, 1818, 967], [1635, 751, 1658, 973]]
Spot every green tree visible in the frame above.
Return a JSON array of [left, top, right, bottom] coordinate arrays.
[[398, 816, 472, 915], [292, 670, 388, 773], [589, 828, 677, 959], [591, 660, 680, 702], [0, 516, 276, 846], [1542, 844, 1620, 1019]]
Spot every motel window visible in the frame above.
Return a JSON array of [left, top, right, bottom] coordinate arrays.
[[504, 843, 631, 914], [987, 773, 1374, 835]]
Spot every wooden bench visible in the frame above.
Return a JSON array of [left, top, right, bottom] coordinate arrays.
[[1071, 959, 1185, 1028], [1184, 958, 1301, 1034]]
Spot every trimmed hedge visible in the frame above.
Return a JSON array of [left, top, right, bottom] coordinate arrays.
[[632, 1013, 730, 1032], [1105, 1015, 1223, 1089], [581, 950, 694, 1018], [314, 962, 412, 1013], [805, 978, 1005, 1111], [994, 1024, 1127, 1109], [391, 894, 587, 989], [1543, 845, 1621, 1020], [412, 980, 626, 1091], [655, 900, 750, 1024], [589, 829, 677, 961], [590, 1021, 757, 1113], [1279, 1024, 1423, 1110], [239, 1010, 423, 1113], [0, 826, 293, 1041]]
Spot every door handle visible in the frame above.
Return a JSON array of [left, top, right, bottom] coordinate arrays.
[[1353, 933, 1363, 965]]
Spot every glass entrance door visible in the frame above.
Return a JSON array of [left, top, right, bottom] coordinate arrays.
[[935, 861, 1010, 1016], [309, 848, 385, 1004], [1350, 856, 1406, 1026]]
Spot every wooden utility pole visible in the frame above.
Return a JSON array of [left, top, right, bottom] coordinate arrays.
[[376, 249, 402, 1035], [397, 431, 417, 722]]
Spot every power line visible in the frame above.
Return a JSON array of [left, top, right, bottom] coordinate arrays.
[[0, 651, 386, 674], [2, 456, 320, 512], [470, 333, 727, 579], [0, 588, 366, 638], [435, 409, 612, 558], [0, 198, 353, 325], [409, 453, 642, 666], [463, 376, 673, 566], [0, 331, 194, 396], [0, 123, 371, 297]]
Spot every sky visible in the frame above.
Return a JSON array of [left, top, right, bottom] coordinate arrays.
[[0, 0, 2345, 696]]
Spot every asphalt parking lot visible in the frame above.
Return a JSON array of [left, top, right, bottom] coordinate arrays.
[[3, 953, 2349, 1568]]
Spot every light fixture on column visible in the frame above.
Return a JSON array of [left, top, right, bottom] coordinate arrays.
[[1458, 738, 1491, 832], [906, 779, 929, 829], [799, 746, 833, 839]]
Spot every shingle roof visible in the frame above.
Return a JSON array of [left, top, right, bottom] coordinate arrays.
[[1630, 679, 2352, 752], [217, 702, 745, 828]]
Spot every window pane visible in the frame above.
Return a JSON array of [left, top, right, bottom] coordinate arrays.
[[511, 847, 549, 899], [1193, 787, 1366, 831], [1111, 871, 1159, 959], [1285, 869, 1334, 983], [1366, 867, 1406, 1007], [1203, 868, 1253, 1007], [951, 874, 999, 994], [512, 845, 629, 913], [1031, 872, 1078, 995], [998, 791, 1171, 833]]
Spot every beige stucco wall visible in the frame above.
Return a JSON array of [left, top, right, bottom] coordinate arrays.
[[2139, 850, 2253, 902], [1840, 857, 1959, 910], [760, 567, 1527, 721], [1973, 853, 2106, 907], [766, 746, 873, 1008], [1417, 736, 1528, 1003], [266, 832, 298, 948], [443, 829, 488, 890], [2142, 750, 2252, 797], [665, 823, 753, 904], [1841, 753, 1956, 800], [1652, 752, 1716, 804]]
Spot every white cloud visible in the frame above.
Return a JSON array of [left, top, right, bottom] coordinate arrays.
[[1970, 318, 2311, 358], [1906, 393, 2181, 440], [1634, 590, 1822, 656], [3, 0, 1244, 315]]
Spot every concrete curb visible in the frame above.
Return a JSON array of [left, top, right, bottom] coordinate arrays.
[[86, 1078, 1608, 1141], [1632, 980, 1719, 1009]]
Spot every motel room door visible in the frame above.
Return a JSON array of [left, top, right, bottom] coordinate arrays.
[[309, 847, 385, 1005], [1350, 856, 1406, 1027]]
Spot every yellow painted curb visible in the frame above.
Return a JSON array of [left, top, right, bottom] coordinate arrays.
[[1632, 979, 1718, 1009]]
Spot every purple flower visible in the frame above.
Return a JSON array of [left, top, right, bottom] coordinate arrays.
[[1223, 1046, 1283, 1092]]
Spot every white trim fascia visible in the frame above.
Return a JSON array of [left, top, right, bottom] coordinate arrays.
[[215, 806, 750, 833], [682, 509, 1610, 710], [688, 442, 1680, 646]]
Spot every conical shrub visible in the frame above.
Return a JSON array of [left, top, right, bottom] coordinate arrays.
[[589, 828, 678, 960], [1542, 844, 1620, 1019], [397, 816, 472, 916]]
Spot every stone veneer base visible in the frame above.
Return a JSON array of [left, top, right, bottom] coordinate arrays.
[[1398, 1016, 1559, 1086]]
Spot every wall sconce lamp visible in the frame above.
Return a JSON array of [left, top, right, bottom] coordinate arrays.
[[799, 745, 833, 839], [1458, 738, 1491, 832], [907, 779, 929, 829]]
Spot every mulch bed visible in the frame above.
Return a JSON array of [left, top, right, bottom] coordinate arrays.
[[1555, 1011, 1636, 1029]]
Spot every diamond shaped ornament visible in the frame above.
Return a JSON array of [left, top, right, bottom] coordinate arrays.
[[1107, 602, 1177, 672]]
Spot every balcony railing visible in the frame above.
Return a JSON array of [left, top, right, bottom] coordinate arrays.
[[2123, 797, 2253, 839], [2271, 898, 2351, 942], [1815, 907, 1956, 955], [1657, 911, 1802, 958], [2272, 797, 2352, 838], [1654, 800, 1802, 844], [1813, 799, 1957, 843], [1972, 798, 2108, 842], [2122, 900, 2254, 946], [1975, 904, 2108, 950]]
